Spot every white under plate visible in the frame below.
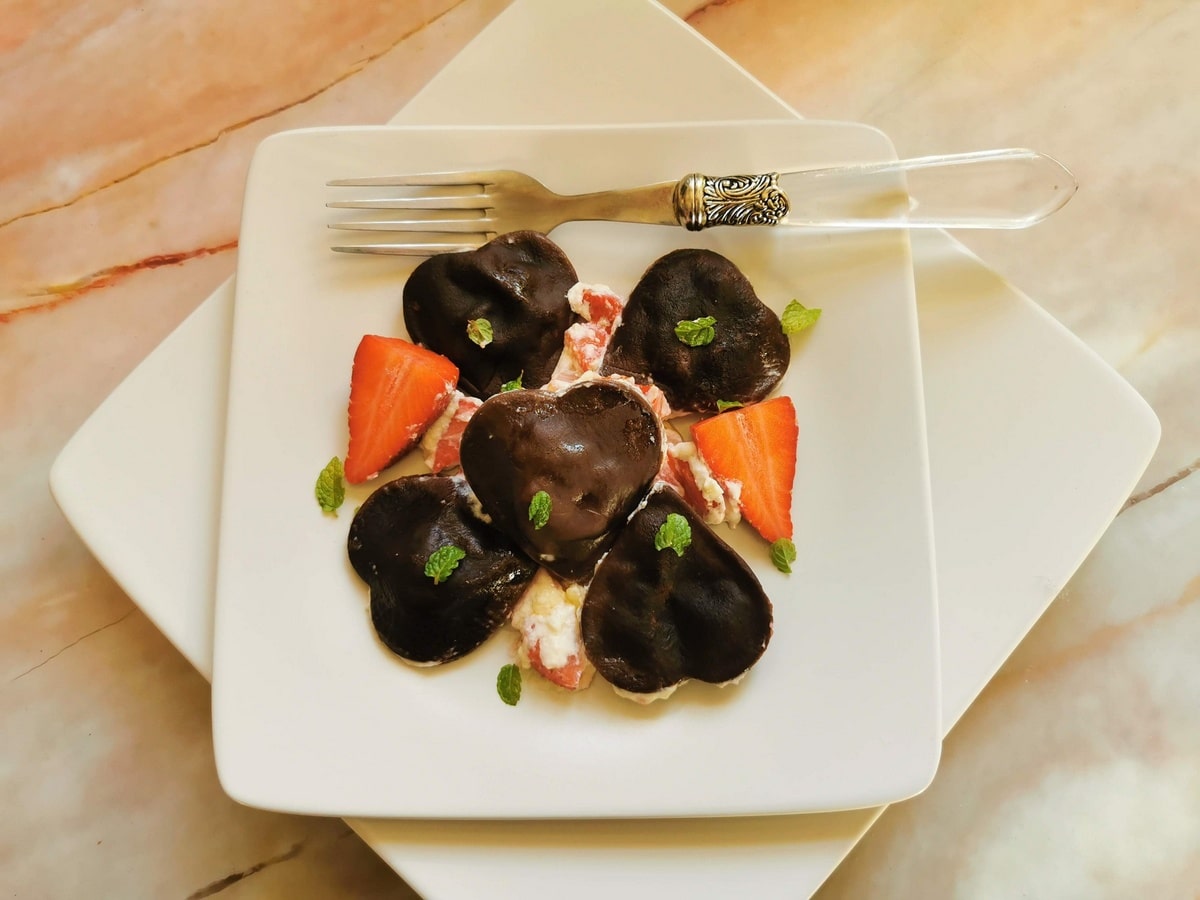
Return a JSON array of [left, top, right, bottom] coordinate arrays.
[[211, 121, 941, 819]]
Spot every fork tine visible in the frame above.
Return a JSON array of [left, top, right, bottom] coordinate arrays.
[[328, 219, 496, 233], [327, 170, 501, 187], [326, 196, 490, 210], [331, 240, 485, 256]]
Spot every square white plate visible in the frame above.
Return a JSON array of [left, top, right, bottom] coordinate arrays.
[[211, 121, 941, 819]]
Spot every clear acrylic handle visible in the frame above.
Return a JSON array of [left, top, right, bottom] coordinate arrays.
[[774, 149, 1077, 230]]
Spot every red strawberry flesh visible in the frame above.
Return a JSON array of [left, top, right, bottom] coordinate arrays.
[[528, 642, 588, 691], [344, 335, 459, 484], [691, 396, 798, 543]]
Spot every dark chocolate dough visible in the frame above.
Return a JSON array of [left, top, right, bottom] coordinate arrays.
[[347, 474, 537, 664], [581, 488, 773, 695], [459, 380, 662, 582], [403, 231, 577, 397], [601, 248, 790, 413]]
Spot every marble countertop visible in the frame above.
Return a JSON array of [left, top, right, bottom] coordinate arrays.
[[5, 1, 1198, 897]]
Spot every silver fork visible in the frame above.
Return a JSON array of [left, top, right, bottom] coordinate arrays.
[[326, 148, 1076, 255]]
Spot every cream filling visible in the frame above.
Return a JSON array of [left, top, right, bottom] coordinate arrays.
[[667, 441, 726, 524], [419, 391, 462, 469], [612, 683, 681, 704], [511, 571, 585, 670], [566, 281, 618, 322]]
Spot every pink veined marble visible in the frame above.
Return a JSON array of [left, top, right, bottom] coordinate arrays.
[[5, 0, 1199, 897]]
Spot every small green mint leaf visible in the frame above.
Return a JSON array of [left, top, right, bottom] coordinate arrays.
[[770, 538, 797, 574], [674, 316, 717, 347], [497, 663, 522, 706], [467, 318, 494, 347], [654, 513, 692, 557], [528, 490, 552, 530], [781, 300, 821, 335], [315, 456, 345, 515], [424, 544, 466, 585], [501, 371, 524, 392], [716, 400, 744, 412]]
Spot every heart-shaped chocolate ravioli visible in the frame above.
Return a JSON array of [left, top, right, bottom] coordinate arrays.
[[348, 474, 538, 665], [581, 487, 773, 696], [403, 231, 578, 398], [458, 380, 663, 582], [600, 248, 790, 413]]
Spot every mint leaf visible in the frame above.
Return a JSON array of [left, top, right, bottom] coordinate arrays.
[[501, 371, 524, 392], [674, 316, 716, 347], [497, 663, 522, 706], [315, 456, 345, 515], [654, 513, 692, 557], [781, 300, 821, 335], [770, 538, 797, 574], [467, 318, 494, 347], [424, 544, 466, 585], [716, 400, 744, 413], [528, 490, 552, 530]]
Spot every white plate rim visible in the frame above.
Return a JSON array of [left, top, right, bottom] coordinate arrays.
[[210, 118, 942, 820]]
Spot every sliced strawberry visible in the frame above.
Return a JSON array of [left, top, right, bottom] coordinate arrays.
[[345, 335, 458, 484], [528, 642, 591, 691], [666, 444, 734, 525], [422, 393, 482, 474], [567, 283, 625, 327], [666, 453, 711, 518], [691, 396, 797, 543], [655, 426, 686, 493]]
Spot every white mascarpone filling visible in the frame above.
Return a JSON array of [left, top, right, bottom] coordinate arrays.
[[566, 282, 617, 321], [668, 441, 726, 524], [612, 683, 681, 704], [511, 571, 585, 670], [419, 391, 462, 468]]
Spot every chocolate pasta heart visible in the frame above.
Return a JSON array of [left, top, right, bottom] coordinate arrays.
[[403, 231, 577, 398], [581, 487, 773, 697], [458, 380, 663, 582], [347, 475, 538, 665], [600, 248, 790, 414]]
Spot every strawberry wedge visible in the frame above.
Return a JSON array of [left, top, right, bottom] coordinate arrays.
[[344, 335, 458, 484], [691, 396, 798, 543]]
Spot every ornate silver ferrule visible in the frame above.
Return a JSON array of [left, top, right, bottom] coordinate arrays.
[[672, 172, 790, 231]]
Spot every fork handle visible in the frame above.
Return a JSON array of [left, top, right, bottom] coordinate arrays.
[[556, 180, 681, 227], [672, 149, 1076, 231]]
